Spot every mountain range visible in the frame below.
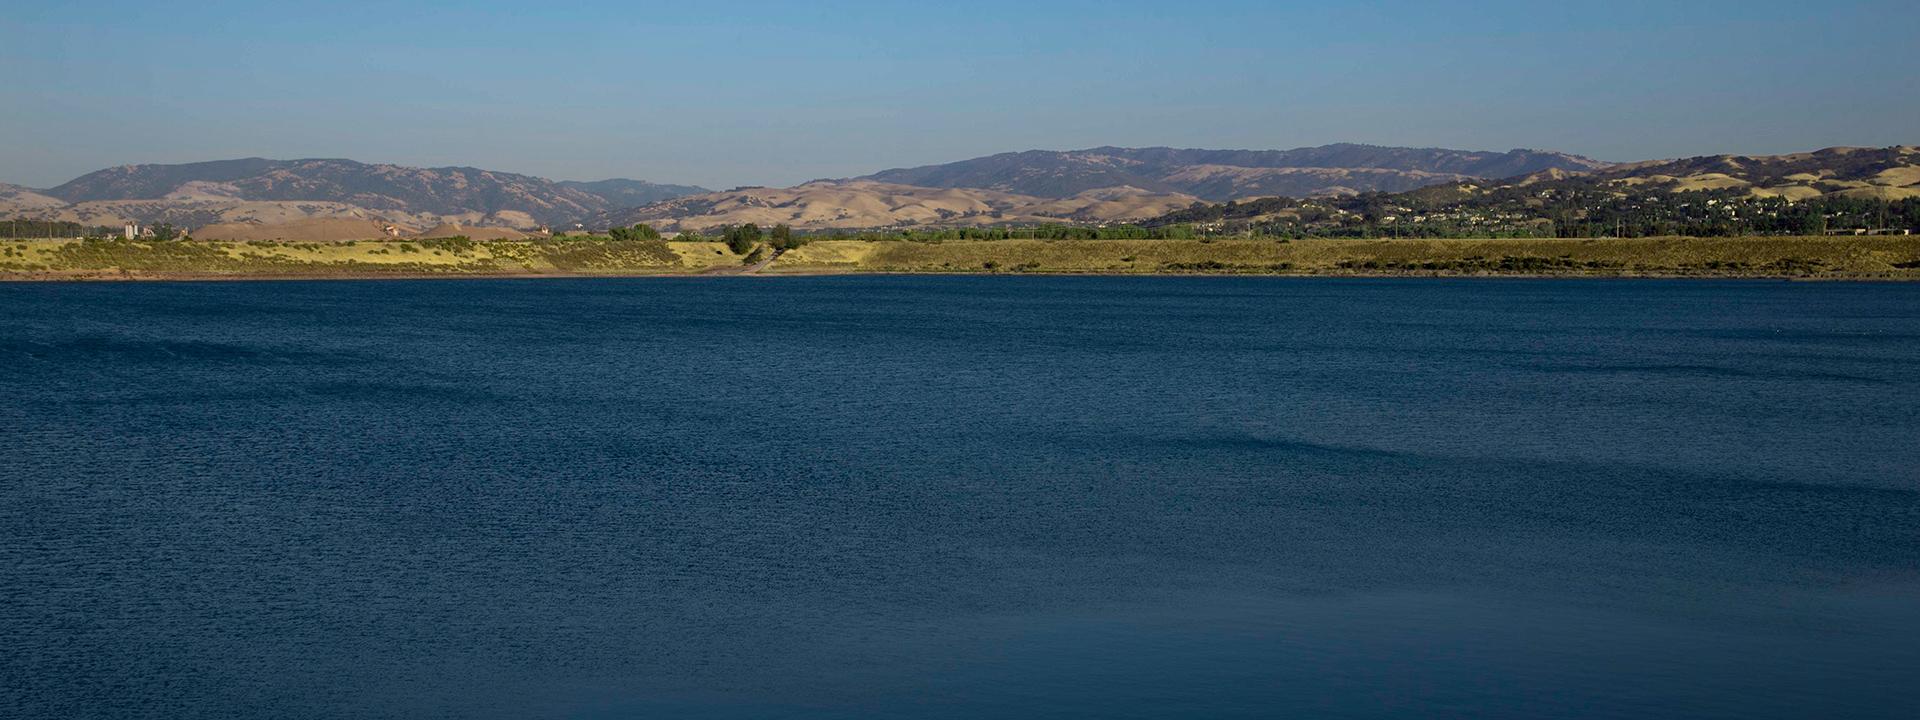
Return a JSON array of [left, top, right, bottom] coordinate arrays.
[[597, 182, 1203, 232], [1562, 145, 1920, 201], [1147, 146, 1920, 237], [2, 158, 710, 230], [555, 178, 714, 210], [855, 144, 1610, 200], [599, 144, 1613, 231], [8, 144, 1915, 238], [1, 145, 1605, 233]]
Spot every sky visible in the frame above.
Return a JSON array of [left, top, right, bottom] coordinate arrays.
[[3, 0, 1917, 189]]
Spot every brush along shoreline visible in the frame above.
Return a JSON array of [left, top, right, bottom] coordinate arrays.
[[2, 236, 1916, 282]]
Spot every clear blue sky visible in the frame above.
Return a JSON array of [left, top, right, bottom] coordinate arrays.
[[3, 0, 1916, 188]]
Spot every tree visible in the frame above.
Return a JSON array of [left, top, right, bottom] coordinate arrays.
[[770, 223, 794, 249], [607, 224, 661, 242], [151, 223, 180, 242], [725, 223, 761, 255]]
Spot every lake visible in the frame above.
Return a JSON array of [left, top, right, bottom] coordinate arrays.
[[2, 276, 1916, 719]]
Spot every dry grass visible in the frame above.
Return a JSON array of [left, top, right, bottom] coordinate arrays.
[[1868, 166, 1920, 187], [617, 181, 1197, 231], [771, 237, 1920, 278], [413, 224, 533, 241], [193, 218, 412, 242], [4, 236, 1916, 280], [0, 238, 691, 279], [667, 242, 749, 269], [1750, 185, 1825, 201], [1668, 174, 1752, 192], [1832, 186, 1920, 201]]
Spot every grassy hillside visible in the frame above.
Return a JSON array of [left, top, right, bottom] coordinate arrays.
[[772, 236, 1920, 278], [0, 238, 746, 279], [1147, 146, 1920, 239], [856, 144, 1608, 200], [3, 236, 1916, 280], [599, 181, 1198, 232]]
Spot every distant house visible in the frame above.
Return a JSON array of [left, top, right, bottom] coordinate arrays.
[[1824, 228, 1914, 236], [120, 223, 159, 239]]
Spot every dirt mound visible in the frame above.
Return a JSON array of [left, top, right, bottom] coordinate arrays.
[[192, 218, 413, 242]]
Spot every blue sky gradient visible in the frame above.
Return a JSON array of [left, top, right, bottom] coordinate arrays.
[[3, 1, 1916, 188]]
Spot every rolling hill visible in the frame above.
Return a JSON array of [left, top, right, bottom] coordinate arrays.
[[1561, 145, 1920, 201], [599, 181, 1202, 232], [0, 184, 68, 213], [1143, 146, 1920, 237], [857, 144, 1611, 200], [558, 179, 713, 209], [7, 158, 708, 229], [12, 145, 1911, 238], [599, 145, 1614, 232]]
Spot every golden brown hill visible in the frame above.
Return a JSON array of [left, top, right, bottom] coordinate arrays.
[[0, 184, 68, 213], [601, 181, 1199, 231], [1569, 145, 1920, 201], [856, 144, 1611, 200], [6, 158, 707, 229], [413, 224, 534, 240], [192, 218, 417, 242]]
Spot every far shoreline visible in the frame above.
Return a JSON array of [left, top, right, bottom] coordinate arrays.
[[5, 268, 1915, 284], [4, 235, 1916, 283]]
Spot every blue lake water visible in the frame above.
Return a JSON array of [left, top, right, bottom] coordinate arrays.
[[2, 276, 1917, 719]]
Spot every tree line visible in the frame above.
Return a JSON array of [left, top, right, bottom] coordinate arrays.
[[1150, 184, 1920, 239], [3, 218, 182, 240], [778, 224, 1204, 243]]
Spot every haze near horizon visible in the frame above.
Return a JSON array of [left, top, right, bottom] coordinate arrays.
[[3, 0, 1917, 189]]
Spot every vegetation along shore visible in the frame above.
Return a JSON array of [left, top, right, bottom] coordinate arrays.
[[3, 233, 1916, 281]]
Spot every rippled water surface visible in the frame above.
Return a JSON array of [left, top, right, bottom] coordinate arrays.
[[2, 277, 1917, 719]]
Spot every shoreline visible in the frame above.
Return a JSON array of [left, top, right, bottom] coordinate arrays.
[[5, 268, 1916, 283], [5, 235, 1916, 283]]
